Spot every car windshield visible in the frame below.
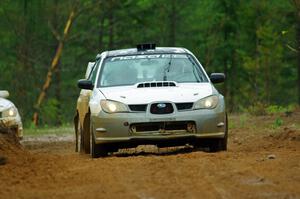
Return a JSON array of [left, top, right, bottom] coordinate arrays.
[[97, 53, 208, 87]]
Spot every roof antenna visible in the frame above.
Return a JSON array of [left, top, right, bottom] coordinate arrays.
[[137, 43, 156, 51]]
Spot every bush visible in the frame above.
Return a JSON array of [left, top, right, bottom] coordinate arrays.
[[247, 102, 267, 116], [266, 104, 296, 115], [248, 103, 297, 116], [272, 117, 283, 129]]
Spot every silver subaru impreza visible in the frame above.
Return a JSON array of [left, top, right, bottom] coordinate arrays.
[[76, 44, 227, 157]]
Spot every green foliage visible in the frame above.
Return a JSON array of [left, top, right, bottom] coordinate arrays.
[[0, 0, 298, 126], [266, 104, 296, 115], [40, 98, 60, 126], [247, 103, 297, 116], [25, 126, 73, 136], [272, 117, 284, 129], [247, 102, 267, 116]]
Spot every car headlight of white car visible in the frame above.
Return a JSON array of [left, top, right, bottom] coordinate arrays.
[[100, 100, 128, 113], [2, 107, 17, 117], [193, 95, 219, 109]]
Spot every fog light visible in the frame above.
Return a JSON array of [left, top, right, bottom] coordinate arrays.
[[187, 123, 196, 133], [217, 122, 224, 127]]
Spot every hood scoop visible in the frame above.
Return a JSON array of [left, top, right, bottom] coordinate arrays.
[[137, 81, 177, 88]]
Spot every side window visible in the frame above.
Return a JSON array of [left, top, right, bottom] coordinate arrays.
[[89, 59, 101, 84]]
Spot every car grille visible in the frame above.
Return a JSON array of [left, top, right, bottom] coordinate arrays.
[[130, 121, 196, 133], [175, 102, 193, 111], [128, 104, 147, 112], [137, 81, 176, 88], [150, 103, 174, 114]]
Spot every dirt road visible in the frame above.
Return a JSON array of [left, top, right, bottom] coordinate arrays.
[[0, 114, 299, 199]]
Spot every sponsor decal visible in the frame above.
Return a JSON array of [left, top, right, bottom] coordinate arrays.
[[110, 54, 187, 62]]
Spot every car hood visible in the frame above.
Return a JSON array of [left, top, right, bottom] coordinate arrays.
[[0, 98, 13, 112], [99, 83, 213, 104]]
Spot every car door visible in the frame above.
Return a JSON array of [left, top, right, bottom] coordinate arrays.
[[77, 59, 101, 128]]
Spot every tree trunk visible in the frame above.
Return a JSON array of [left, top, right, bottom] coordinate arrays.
[[53, 0, 62, 126], [169, 0, 176, 46], [99, 15, 105, 50], [297, 6, 300, 105], [21, 0, 29, 105], [107, 0, 114, 50], [298, 36, 300, 106], [32, 9, 76, 126], [108, 9, 114, 49], [222, 0, 229, 107]]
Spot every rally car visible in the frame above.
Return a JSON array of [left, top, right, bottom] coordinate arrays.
[[0, 90, 23, 138], [75, 44, 227, 157]]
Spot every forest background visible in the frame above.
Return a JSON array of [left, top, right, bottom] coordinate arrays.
[[0, 0, 299, 127]]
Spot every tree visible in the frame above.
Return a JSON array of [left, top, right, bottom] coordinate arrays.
[[32, 4, 77, 126], [293, 0, 300, 105]]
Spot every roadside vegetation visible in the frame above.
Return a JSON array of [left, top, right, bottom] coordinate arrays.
[[0, 0, 299, 127], [25, 125, 73, 136], [230, 105, 300, 131]]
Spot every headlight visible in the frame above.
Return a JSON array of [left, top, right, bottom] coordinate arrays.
[[193, 95, 219, 109], [2, 107, 17, 117], [100, 100, 128, 113]]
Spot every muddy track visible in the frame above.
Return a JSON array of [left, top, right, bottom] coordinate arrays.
[[0, 114, 300, 199]]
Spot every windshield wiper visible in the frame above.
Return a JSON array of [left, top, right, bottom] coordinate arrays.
[[163, 54, 173, 81]]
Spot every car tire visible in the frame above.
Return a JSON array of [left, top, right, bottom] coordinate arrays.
[[79, 124, 85, 153], [90, 122, 109, 158], [209, 113, 228, 152], [83, 114, 91, 154]]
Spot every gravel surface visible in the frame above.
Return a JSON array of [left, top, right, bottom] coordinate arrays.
[[0, 114, 299, 199]]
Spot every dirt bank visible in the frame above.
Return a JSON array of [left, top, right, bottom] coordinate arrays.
[[0, 113, 299, 199]]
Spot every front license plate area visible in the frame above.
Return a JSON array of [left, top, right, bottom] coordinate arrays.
[[130, 121, 196, 135]]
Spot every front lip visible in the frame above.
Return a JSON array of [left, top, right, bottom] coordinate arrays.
[[94, 132, 225, 144]]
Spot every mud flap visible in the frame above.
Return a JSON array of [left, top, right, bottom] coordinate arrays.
[[74, 113, 79, 152]]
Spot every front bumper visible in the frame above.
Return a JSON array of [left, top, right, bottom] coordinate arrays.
[[0, 117, 23, 138], [91, 107, 225, 145]]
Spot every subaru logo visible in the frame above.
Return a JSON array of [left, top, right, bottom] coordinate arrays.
[[157, 103, 166, 108]]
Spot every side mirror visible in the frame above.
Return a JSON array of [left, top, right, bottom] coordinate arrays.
[[0, 90, 9, 98], [210, 73, 225, 84], [78, 79, 94, 90]]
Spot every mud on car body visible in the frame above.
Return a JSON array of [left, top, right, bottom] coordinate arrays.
[[75, 44, 227, 158], [0, 90, 23, 138]]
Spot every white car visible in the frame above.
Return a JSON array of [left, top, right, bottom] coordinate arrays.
[[77, 44, 227, 157], [0, 90, 23, 138]]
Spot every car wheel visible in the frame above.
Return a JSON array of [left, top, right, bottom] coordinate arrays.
[[79, 123, 85, 153], [74, 113, 79, 152], [90, 122, 109, 158], [209, 113, 228, 152], [83, 114, 91, 154]]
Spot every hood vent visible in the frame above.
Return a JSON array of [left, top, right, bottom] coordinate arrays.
[[137, 81, 177, 88]]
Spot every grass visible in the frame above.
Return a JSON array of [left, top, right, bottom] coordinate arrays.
[[24, 126, 73, 136], [228, 113, 251, 129], [229, 111, 300, 137]]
